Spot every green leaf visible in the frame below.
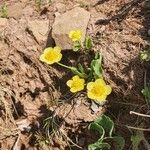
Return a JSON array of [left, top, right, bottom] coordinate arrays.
[[105, 136, 125, 150], [141, 86, 150, 100], [88, 122, 105, 140], [85, 36, 92, 49], [88, 142, 111, 150], [78, 63, 85, 74], [90, 53, 103, 79], [73, 41, 81, 51], [140, 49, 150, 61], [131, 132, 143, 150], [71, 67, 87, 79], [95, 115, 114, 137]]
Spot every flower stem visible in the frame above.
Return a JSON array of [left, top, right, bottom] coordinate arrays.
[[57, 62, 72, 70], [57, 62, 88, 79]]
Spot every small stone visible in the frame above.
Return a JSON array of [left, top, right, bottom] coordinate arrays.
[[16, 119, 31, 132], [27, 20, 49, 44], [52, 7, 90, 49], [91, 101, 103, 113]]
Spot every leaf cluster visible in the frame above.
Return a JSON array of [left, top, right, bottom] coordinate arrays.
[[140, 49, 150, 62], [73, 36, 92, 51], [88, 115, 125, 150], [71, 53, 103, 81]]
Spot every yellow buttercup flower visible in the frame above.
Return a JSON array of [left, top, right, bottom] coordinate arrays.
[[67, 75, 85, 93], [87, 79, 112, 102], [40, 47, 62, 65], [69, 30, 82, 42]]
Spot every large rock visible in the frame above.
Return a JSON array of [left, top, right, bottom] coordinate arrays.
[[52, 7, 90, 49], [27, 20, 49, 44]]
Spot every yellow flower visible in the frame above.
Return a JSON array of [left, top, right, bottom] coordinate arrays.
[[67, 75, 85, 93], [87, 79, 112, 102], [40, 47, 62, 64], [69, 30, 82, 42]]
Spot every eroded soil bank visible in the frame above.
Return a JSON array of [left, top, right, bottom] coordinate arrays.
[[0, 0, 149, 149]]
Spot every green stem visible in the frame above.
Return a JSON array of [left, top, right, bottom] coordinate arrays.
[[57, 62, 88, 79], [57, 62, 72, 70]]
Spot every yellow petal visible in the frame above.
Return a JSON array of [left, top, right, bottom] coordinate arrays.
[[105, 85, 112, 95], [80, 78, 85, 84], [40, 54, 45, 62], [72, 75, 80, 80], [69, 31, 74, 38], [69, 30, 82, 41], [40, 54, 54, 64], [97, 94, 107, 101], [87, 92, 96, 100], [95, 79, 106, 86], [78, 84, 84, 91], [44, 47, 53, 54], [45, 60, 54, 65], [66, 80, 72, 87], [54, 53, 62, 62], [87, 82, 94, 90], [70, 88, 77, 93], [54, 46, 61, 53]]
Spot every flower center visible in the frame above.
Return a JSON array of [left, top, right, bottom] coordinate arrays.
[[91, 85, 105, 96], [72, 81, 80, 88], [45, 51, 57, 61]]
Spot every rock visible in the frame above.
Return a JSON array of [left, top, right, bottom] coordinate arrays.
[[8, 3, 25, 18], [55, 3, 66, 13], [91, 101, 104, 113], [16, 119, 31, 132], [52, 7, 90, 49], [27, 20, 49, 44]]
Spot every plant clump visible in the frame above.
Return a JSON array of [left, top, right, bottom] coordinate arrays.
[[40, 29, 112, 104]]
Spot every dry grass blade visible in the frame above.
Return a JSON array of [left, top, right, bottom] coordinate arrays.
[[130, 111, 150, 118], [126, 126, 150, 131]]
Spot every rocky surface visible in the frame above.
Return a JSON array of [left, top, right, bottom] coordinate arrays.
[[52, 7, 90, 49], [0, 18, 8, 34], [7, 2, 25, 18], [27, 20, 50, 44], [54, 96, 105, 126], [0, 0, 149, 149]]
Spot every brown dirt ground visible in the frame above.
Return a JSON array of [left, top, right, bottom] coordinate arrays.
[[0, 0, 150, 150]]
